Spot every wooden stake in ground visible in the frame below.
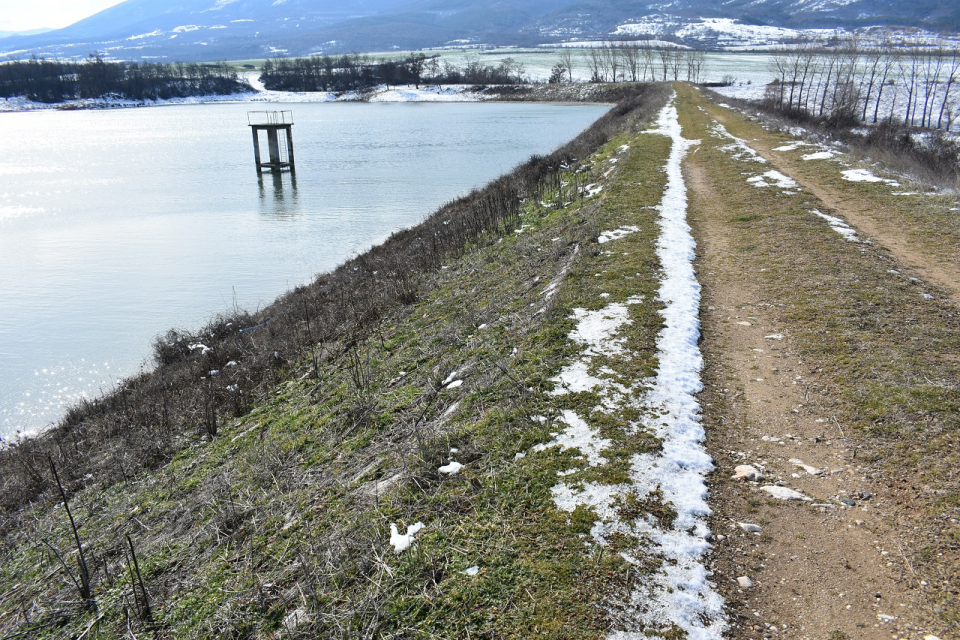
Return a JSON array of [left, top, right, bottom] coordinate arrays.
[[49, 456, 95, 611]]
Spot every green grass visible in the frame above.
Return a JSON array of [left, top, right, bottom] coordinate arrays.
[[0, 112, 685, 638]]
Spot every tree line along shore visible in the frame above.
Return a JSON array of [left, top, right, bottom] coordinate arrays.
[[4, 36, 960, 138]]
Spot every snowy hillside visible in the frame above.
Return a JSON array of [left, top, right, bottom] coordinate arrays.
[[1, 0, 958, 61], [0, 0, 411, 61]]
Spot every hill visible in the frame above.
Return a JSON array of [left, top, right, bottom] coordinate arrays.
[[2, 0, 958, 61], [0, 28, 54, 40], [0, 0, 411, 61]]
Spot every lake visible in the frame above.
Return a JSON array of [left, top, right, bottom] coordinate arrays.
[[0, 101, 609, 438]]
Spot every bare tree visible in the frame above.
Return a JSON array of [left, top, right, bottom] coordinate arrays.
[[602, 42, 621, 82], [784, 45, 805, 109], [898, 52, 922, 126], [858, 31, 887, 120], [669, 48, 685, 81], [621, 43, 641, 82], [920, 42, 947, 127], [771, 47, 792, 109], [639, 40, 655, 81], [761, 33, 958, 131], [657, 47, 671, 81], [870, 55, 895, 124], [795, 43, 819, 111], [829, 37, 862, 121], [817, 52, 838, 116], [937, 46, 960, 129], [559, 48, 576, 83], [587, 47, 605, 82], [685, 50, 707, 84]]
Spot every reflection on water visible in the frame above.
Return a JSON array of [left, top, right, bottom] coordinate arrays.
[[0, 101, 609, 437], [259, 170, 299, 217]]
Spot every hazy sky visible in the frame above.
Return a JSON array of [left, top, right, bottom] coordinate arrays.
[[0, 0, 128, 32]]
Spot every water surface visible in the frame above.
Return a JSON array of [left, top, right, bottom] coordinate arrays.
[[0, 101, 608, 437]]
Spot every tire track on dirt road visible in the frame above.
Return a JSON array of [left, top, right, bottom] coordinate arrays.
[[677, 83, 956, 640], [701, 96, 960, 307]]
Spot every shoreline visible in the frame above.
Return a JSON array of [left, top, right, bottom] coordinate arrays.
[[0, 82, 636, 113], [0, 82, 659, 481], [0, 93, 615, 443]]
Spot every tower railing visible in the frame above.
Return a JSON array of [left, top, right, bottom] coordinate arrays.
[[247, 110, 294, 126], [248, 111, 296, 173]]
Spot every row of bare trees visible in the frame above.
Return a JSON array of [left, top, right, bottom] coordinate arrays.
[[550, 42, 708, 84], [767, 36, 960, 130], [260, 54, 528, 92], [0, 53, 247, 103]]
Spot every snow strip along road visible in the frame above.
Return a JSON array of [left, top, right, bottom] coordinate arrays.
[[542, 98, 726, 638], [619, 98, 726, 640]]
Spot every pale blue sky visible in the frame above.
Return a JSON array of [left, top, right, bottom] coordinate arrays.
[[0, 0, 127, 32]]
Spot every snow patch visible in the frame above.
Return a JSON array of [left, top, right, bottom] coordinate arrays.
[[127, 30, 163, 41], [368, 85, 481, 103], [570, 299, 643, 357], [747, 170, 799, 190], [541, 244, 580, 304], [389, 522, 424, 553], [841, 169, 900, 186], [439, 461, 464, 475], [762, 486, 812, 501], [773, 142, 808, 151], [613, 17, 809, 49], [544, 98, 725, 638], [802, 151, 835, 160], [549, 296, 643, 396], [533, 410, 612, 467], [598, 226, 640, 244], [812, 209, 859, 242], [710, 121, 766, 164], [0, 82, 486, 113]]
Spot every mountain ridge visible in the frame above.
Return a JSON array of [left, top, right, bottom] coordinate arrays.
[[2, 0, 958, 62]]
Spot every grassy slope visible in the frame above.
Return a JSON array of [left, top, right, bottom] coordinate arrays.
[[10, 81, 957, 638], [0, 91, 685, 639], [676, 83, 960, 632]]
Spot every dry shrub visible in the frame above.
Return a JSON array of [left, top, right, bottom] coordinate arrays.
[[0, 83, 672, 533], [711, 87, 960, 190]]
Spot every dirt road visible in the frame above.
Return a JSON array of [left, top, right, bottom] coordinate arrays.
[[678, 84, 960, 639]]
